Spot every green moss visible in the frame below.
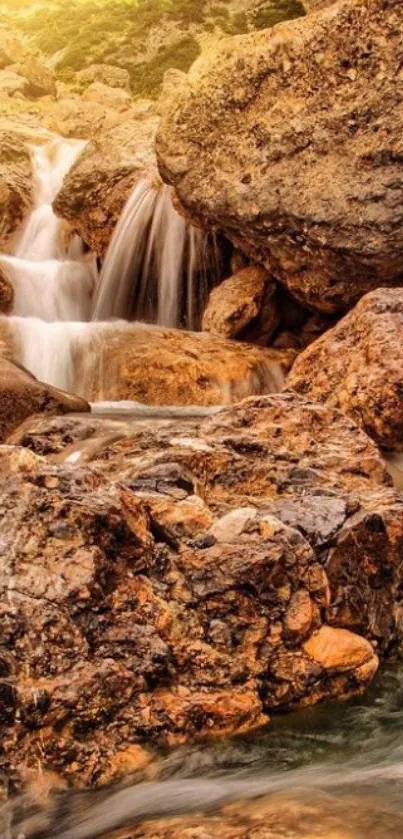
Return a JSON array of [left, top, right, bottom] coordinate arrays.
[[251, 0, 306, 30]]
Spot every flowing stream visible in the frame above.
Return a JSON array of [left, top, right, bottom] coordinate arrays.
[[3, 666, 403, 838], [2, 136, 403, 839]]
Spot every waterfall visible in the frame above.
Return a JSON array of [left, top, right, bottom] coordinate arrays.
[[1, 137, 97, 323], [92, 179, 219, 329], [0, 134, 281, 407]]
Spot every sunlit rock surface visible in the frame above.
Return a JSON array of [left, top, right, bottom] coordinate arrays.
[[287, 288, 403, 449], [157, 0, 403, 313]]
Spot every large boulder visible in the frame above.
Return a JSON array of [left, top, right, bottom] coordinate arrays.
[[53, 110, 159, 255], [0, 356, 89, 441], [0, 128, 33, 249], [2, 391, 402, 789], [287, 288, 403, 450], [156, 0, 403, 314]]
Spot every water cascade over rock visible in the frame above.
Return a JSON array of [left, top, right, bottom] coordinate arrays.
[[0, 137, 288, 406], [92, 179, 219, 329]]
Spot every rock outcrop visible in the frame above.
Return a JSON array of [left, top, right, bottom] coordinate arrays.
[[157, 0, 403, 314], [287, 288, 403, 450], [53, 110, 159, 255], [0, 266, 14, 313], [2, 392, 403, 787], [202, 266, 280, 343], [0, 128, 33, 249], [0, 356, 89, 441]]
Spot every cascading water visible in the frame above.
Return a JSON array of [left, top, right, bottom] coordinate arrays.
[[92, 178, 219, 329], [1, 138, 97, 323], [0, 136, 281, 406]]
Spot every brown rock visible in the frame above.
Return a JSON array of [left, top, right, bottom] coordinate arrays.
[[202, 266, 280, 343], [156, 0, 403, 313], [0, 356, 89, 442], [12, 57, 56, 98], [60, 323, 294, 404], [2, 392, 403, 788], [287, 288, 403, 449], [0, 128, 33, 249], [54, 111, 159, 255], [0, 266, 14, 313], [303, 625, 376, 673]]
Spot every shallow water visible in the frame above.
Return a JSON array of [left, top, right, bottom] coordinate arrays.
[[4, 666, 403, 838]]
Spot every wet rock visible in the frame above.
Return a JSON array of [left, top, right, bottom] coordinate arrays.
[[0, 266, 14, 313], [75, 64, 131, 91], [2, 392, 403, 788], [287, 288, 403, 449], [157, 0, 403, 314], [53, 111, 159, 255], [202, 266, 280, 344], [67, 324, 294, 404], [0, 356, 89, 442], [0, 128, 33, 249]]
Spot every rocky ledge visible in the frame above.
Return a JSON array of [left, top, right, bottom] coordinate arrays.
[[1, 392, 403, 789]]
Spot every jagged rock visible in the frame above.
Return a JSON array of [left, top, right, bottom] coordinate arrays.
[[82, 81, 132, 112], [2, 392, 403, 789], [0, 129, 33, 249], [0, 356, 89, 442], [53, 112, 159, 255], [157, 0, 403, 314], [202, 266, 280, 343], [0, 266, 14, 313], [287, 288, 403, 449], [75, 63, 131, 91]]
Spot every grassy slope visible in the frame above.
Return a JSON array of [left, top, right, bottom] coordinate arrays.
[[0, 0, 305, 96]]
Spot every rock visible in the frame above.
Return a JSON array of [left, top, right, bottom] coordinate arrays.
[[75, 63, 131, 91], [156, 0, 403, 314], [2, 391, 403, 789], [0, 128, 33, 249], [287, 288, 403, 449], [0, 266, 14, 313], [0, 69, 28, 97], [12, 58, 56, 98], [73, 325, 294, 404], [82, 81, 132, 112], [303, 625, 376, 673], [202, 266, 280, 343], [40, 95, 127, 140], [53, 112, 159, 255], [0, 356, 89, 442]]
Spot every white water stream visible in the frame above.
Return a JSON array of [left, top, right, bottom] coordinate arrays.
[[0, 137, 281, 405]]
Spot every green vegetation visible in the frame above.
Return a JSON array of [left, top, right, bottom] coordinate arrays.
[[1, 0, 305, 97]]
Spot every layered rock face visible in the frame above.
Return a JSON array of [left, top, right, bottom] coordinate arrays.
[[287, 288, 403, 449], [2, 393, 403, 788], [0, 128, 33, 249], [0, 357, 89, 442], [157, 0, 403, 313], [53, 111, 159, 255]]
